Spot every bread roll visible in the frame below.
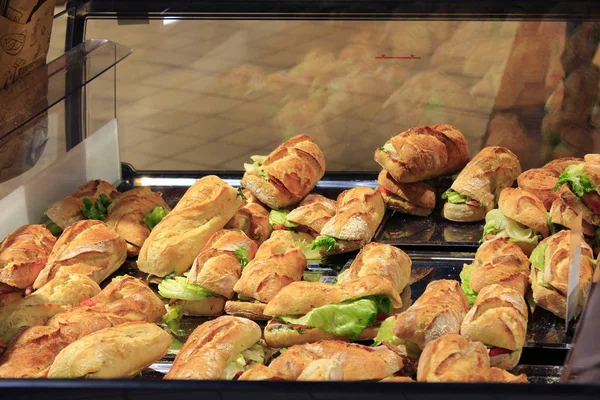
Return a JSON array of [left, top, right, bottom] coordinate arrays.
[[442, 146, 522, 222], [336, 243, 411, 297], [319, 186, 384, 245], [0, 225, 56, 289], [225, 201, 272, 246], [530, 230, 594, 319], [517, 168, 559, 210], [45, 180, 119, 230], [32, 220, 127, 289], [468, 238, 531, 296], [0, 274, 100, 345], [138, 175, 243, 277], [554, 185, 600, 227], [105, 187, 171, 257], [297, 359, 343, 381], [0, 276, 165, 378], [48, 322, 171, 378], [542, 157, 584, 176], [549, 196, 596, 237], [241, 135, 326, 209], [238, 364, 285, 381], [417, 334, 490, 382], [374, 125, 469, 183], [264, 341, 404, 381], [377, 170, 436, 216], [165, 316, 262, 380], [263, 321, 379, 349], [393, 280, 469, 350], [286, 194, 337, 234], [460, 284, 528, 370]]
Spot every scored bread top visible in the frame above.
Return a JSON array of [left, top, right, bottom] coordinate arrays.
[[498, 188, 550, 237], [517, 168, 559, 211], [377, 170, 436, 209]]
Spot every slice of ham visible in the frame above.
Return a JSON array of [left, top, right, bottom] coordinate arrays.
[[466, 199, 481, 207], [489, 346, 512, 357]]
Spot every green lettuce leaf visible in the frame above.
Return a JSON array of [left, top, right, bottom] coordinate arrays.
[[482, 209, 505, 240], [554, 163, 596, 197], [482, 209, 540, 245], [237, 187, 248, 200], [442, 189, 469, 204], [379, 142, 396, 153], [310, 235, 339, 252], [162, 304, 184, 334], [548, 212, 557, 235], [269, 209, 299, 228], [81, 194, 111, 221], [221, 343, 265, 380], [373, 316, 401, 346], [460, 264, 478, 307], [158, 276, 218, 301], [243, 155, 270, 182], [280, 295, 391, 340], [529, 243, 548, 273], [144, 206, 169, 231], [235, 247, 250, 268], [292, 239, 323, 261], [44, 219, 63, 236]]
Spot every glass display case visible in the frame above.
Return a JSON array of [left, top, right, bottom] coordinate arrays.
[[1, 1, 600, 398]]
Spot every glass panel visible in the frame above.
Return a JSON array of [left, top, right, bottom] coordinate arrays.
[[0, 39, 131, 198], [85, 19, 600, 171]]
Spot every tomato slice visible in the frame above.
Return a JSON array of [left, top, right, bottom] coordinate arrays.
[[378, 186, 396, 197], [273, 224, 286, 230], [583, 192, 600, 214], [466, 199, 481, 207], [489, 346, 511, 357], [376, 313, 390, 321]]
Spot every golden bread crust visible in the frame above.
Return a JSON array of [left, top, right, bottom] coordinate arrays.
[[263, 320, 378, 348], [498, 188, 550, 237], [542, 157, 584, 176], [517, 168, 559, 211], [377, 170, 436, 210], [225, 201, 272, 246], [287, 194, 337, 234], [224, 300, 269, 320]]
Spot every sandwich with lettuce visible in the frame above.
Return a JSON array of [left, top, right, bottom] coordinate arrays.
[[262, 275, 401, 348], [482, 188, 550, 255]]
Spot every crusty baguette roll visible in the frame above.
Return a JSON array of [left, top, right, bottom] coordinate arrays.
[[488, 367, 529, 383], [227, 232, 307, 319], [460, 284, 528, 370], [336, 243, 411, 297], [442, 146, 522, 222], [105, 187, 171, 257], [316, 186, 385, 253], [138, 175, 243, 277], [0, 286, 22, 308], [225, 201, 272, 246], [549, 196, 596, 237], [264, 321, 379, 349], [553, 185, 600, 227], [224, 300, 269, 320], [0, 276, 165, 378], [45, 180, 120, 230], [417, 334, 490, 382], [467, 238, 531, 297], [530, 230, 594, 319], [0, 274, 100, 346], [0, 224, 56, 289], [241, 135, 326, 209], [377, 170, 436, 216], [165, 316, 262, 380], [517, 168, 559, 211], [238, 364, 285, 381], [261, 341, 404, 381], [393, 280, 469, 350], [265, 275, 402, 317], [374, 125, 470, 183], [542, 157, 584, 176], [286, 194, 337, 234], [32, 220, 127, 289], [297, 359, 343, 381], [48, 322, 171, 379]]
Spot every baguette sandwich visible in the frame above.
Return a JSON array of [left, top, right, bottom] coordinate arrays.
[[0, 274, 100, 346], [482, 188, 550, 255], [311, 186, 385, 256], [460, 284, 528, 370], [529, 230, 595, 319], [374, 125, 470, 183], [0, 276, 165, 378], [282, 193, 337, 235], [517, 168, 560, 211], [376, 170, 436, 216], [45, 179, 120, 232], [105, 187, 171, 256], [417, 334, 527, 383], [241, 135, 326, 209], [263, 276, 402, 348], [393, 280, 469, 351], [158, 229, 258, 317], [225, 197, 272, 246], [32, 220, 127, 289], [548, 194, 597, 238], [226, 231, 308, 319], [0, 224, 56, 289], [442, 146, 522, 222], [336, 243, 412, 296], [48, 322, 171, 379], [164, 316, 264, 380], [240, 340, 405, 381], [460, 238, 531, 306], [138, 175, 244, 277]]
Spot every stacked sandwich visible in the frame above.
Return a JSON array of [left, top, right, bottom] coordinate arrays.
[[374, 125, 470, 217]]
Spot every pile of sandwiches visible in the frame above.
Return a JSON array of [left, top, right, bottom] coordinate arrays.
[[0, 128, 598, 383]]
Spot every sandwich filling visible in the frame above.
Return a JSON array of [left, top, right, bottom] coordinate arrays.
[[158, 276, 219, 301], [81, 194, 112, 221], [143, 206, 169, 231], [269, 209, 309, 232], [310, 235, 340, 252], [442, 189, 481, 207], [221, 343, 266, 380], [555, 163, 600, 214], [275, 295, 393, 340], [243, 155, 270, 182], [482, 209, 541, 246], [378, 142, 410, 171], [529, 243, 554, 290], [459, 264, 478, 307], [44, 218, 63, 236], [373, 316, 421, 359]]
